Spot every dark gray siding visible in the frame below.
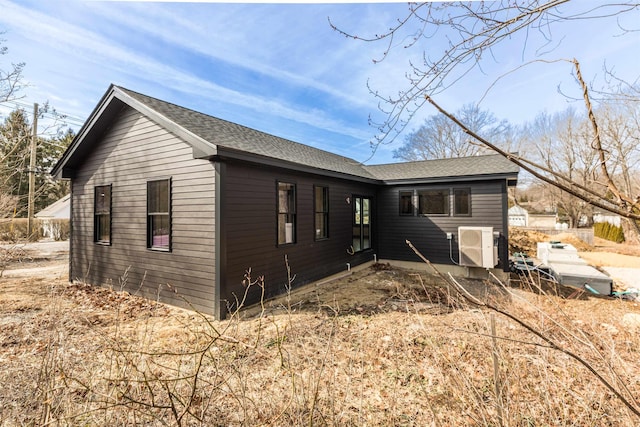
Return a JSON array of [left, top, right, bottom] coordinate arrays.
[[70, 106, 217, 314], [376, 181, 509, 268], [219, 160, 378, 313]]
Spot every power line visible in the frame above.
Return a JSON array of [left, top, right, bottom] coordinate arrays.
[[0, 99, 87, 126], [5, 105, 86, 125], [1, 99, 86, 122]]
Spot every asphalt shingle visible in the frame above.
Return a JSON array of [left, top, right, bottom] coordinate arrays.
[[118, 86, 518, 182], [119, 87, 375, 179], [364, 154, 520, 181]]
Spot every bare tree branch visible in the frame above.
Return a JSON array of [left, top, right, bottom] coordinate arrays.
[[406, 239, 640, 420], [0, 35, 25, 103], [424, 93, 640, 220], [331, 1, 640, 151], [573, 59, 629, 207]]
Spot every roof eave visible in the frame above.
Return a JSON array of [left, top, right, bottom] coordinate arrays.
[[51, 84, 119, 179], [215, 147, 380, 184], [51, 85, 217, 179], [379, 172, 519, 186]]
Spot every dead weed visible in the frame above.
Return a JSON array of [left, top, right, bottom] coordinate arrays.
[[1, 260, 640, 426]]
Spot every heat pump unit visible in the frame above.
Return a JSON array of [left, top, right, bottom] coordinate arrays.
[[458, 226, 497, 268]]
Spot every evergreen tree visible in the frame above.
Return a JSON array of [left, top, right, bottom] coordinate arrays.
[[0, 108, 31, 215], [0, 108, 73, 216]]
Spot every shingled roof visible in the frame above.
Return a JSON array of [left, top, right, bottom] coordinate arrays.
[[53, 84, 519, 184], [118, 87, 377, 180], [364, 154, 520, 183]]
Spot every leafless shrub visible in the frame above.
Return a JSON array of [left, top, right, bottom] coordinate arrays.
[[407, 238, 640, 423], [0, 243, 30, 277], [40, 219, 70, 241], [3, 253, 640, 425], [0, 218, 44, 242], [0, 192, 17, 217]]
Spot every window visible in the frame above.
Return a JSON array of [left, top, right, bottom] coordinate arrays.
[[454, 188, 471, 216], [399, 190, 414, 215], [277, 182, 296, 245], [94, 185, 111, 244], [314, 186, 329, 240], [147, 179, 171, 250], [418, 189, 449, 215], [352, 196, 372, 252]]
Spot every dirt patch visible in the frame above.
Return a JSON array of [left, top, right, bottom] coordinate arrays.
[[590, 236, 640, 257], [579, 252, 640, 269], [247, 263, 509, 318], [509, 228, 640, 257], [509, 228, 551, 255], [1, 240, 69, 277], [510, 228, 640, 268], [3, 239, 640, 425]]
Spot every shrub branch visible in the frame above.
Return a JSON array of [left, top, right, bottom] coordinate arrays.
[[405, 238, 640, 419]]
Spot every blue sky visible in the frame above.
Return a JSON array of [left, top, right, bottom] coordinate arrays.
[[0, 0, 638, 164]]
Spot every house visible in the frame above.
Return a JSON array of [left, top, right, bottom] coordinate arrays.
[[508, 204, 558, 229], [35, 194, 70, 239], [52, 85, 519, 319], [508, 204, 528, 227], [528, 212, 558, 229], [35, 193, 70, 220]]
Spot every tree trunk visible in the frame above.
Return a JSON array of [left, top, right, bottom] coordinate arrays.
[[621, 217, 640, 245]]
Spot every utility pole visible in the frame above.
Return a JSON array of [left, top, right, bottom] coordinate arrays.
[[27, 102, 38, 240]]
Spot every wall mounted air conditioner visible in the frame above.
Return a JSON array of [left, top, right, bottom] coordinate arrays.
[[458, 226, 498, 268]]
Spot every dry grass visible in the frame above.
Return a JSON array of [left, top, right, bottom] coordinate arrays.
[[2, 254, 640, 425]]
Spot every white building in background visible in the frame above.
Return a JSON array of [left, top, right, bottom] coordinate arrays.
[[508, 205, 528, 227], [529, 213, 558, 229], [508, 204, 558, 229], [35, 194, 70, 239], [592, 211, 621, 227]]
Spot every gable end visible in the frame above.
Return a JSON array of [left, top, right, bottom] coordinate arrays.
[[52, 85, 217, 179]]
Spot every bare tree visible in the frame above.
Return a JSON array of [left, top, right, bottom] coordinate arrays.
[[393, 103, 513, 161], [424, 61, 640, 240], [598, 99, 640, 198], [524, 107, 598, 227], [595, 95, 640, 240], [332, 1, 640, 238], [0, 192, 17, 218], [0, 108, 30, 215], [0, 35, 25, 219], [330, 1, 639, 146], [0, 35, 24, 103]]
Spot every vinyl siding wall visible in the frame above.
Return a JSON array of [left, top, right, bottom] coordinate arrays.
[[70, 106, 217, 314], [376, 180, 509, 268], [219, 160, 378, 312]]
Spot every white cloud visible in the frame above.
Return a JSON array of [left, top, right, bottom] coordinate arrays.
[[84, 2, 376, 108], [0, 0, 374, 143], [4, 0, 635, 166]]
